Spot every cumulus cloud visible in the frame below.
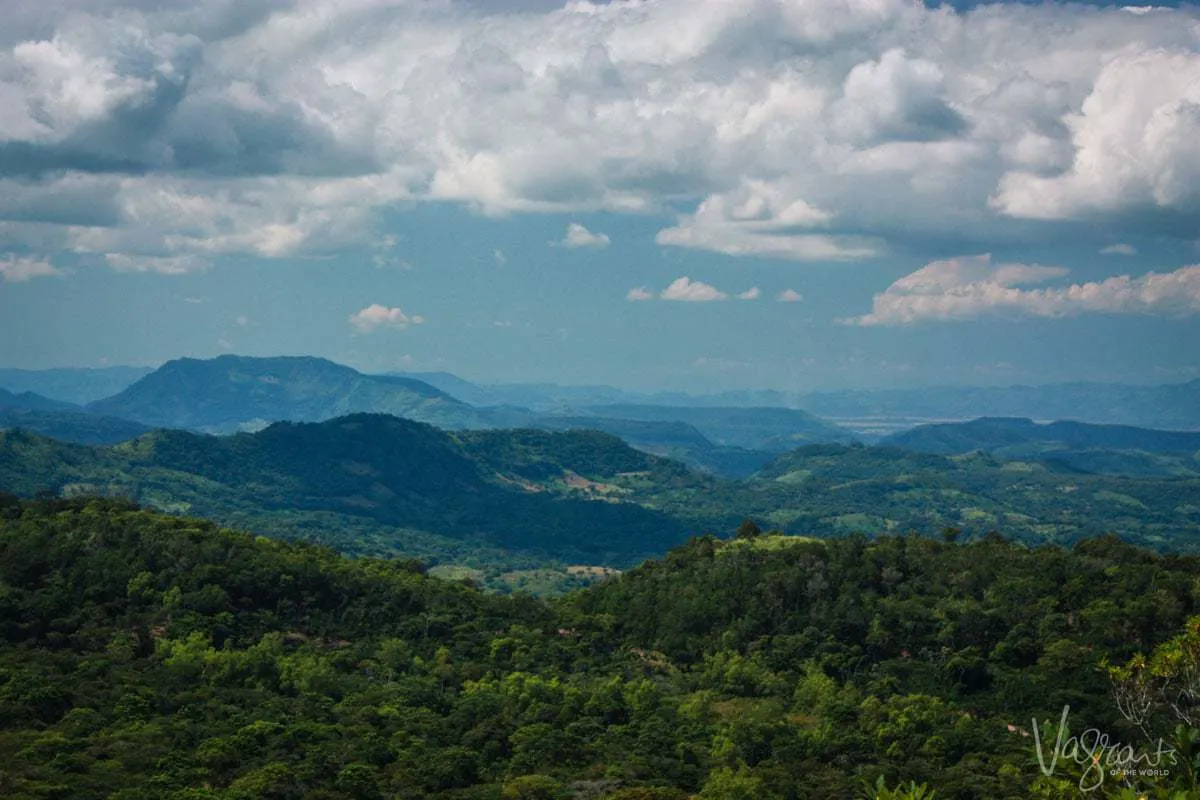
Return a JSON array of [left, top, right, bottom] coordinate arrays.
[[626, 286, 653, 301], [656, 180, 876, 261], [348, 303, 425, 333], [0, 0, 1198, 270], [660, 277, 727, 302], [830, 48, 967, 146], [848, 254, 1200, 325], [778, 289, 803, 302], [737, 287, 761, 300], [0, 254, 59, 282], [559, 222, 610, 249], [992, 50, 1200, 220]]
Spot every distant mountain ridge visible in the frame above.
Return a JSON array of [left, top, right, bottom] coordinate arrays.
[[0, 366, 154, 405], [802, 380, 1200, 431], [0, 388, 80, 413], [396, 370, 1200, 432], [89, 355, 494, 434]]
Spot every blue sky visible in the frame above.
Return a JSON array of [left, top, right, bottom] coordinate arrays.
[[0, 0, 1198, 392]]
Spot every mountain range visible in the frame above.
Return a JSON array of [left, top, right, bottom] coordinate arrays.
[[0, 356, 855, 475], [4, 356, 1200, 483]]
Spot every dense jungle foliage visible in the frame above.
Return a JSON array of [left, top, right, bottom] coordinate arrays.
[[3, 496, 1200, 799]]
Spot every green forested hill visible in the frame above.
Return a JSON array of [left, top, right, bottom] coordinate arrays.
[[529, 417, 774, 477], [0, 408, 152, 445], [3, 496, 1200, 799], [0, 416, 693, 570], [4, 421, 1200, 579], [647, 443, 1200, 552], [882, 417, 1200, 477]]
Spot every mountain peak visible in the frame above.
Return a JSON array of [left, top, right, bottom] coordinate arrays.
[[87, 355, 486, 434]]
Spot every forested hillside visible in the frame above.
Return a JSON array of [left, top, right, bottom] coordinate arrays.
[[4, 419, 1200, 588], [0, 417, 692, 573], [2, 497, 1199, 798], [883, 418, 1200, 477]]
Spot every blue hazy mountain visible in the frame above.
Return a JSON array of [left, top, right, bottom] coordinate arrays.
[[89, 355, 496, 434], [0, 366, 154, 405]]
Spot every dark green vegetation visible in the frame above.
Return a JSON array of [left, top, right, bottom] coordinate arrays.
[[531, 417, 773, 478], [884, 417, 1200, 477], [0, 409, 152, 446], [88, 356, 496, 434], [0, 366, 154, 405], [0, 416, 692, 573], [4, 418, 1200, 585], [631, 443, 1200, 555], [2, 496, 1199, 799]]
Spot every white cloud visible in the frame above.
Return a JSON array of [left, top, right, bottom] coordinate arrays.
[[848, 254, 1200, 325], [737, 287, 761, 300], [493, 248, 507, 265], [0, 254, 59, 282], [660, 276, 727, 302], [1101, 244, 1137, 256], [656, 180, 877, 262], [348, 303, 426, 333], [626, 286, 653, 301], [0, 0, 1198, 269], [992, 50, 1200, 220], [778, 289, 803, 303], [559, 222, 610, 249]]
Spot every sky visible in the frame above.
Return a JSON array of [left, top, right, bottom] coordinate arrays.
[[0, 0, 1198, 393]]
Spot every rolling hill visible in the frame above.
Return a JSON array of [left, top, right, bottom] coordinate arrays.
[[529, 416, 775, 477], [0, 415, 692, 568], [884, 417, 1200, 476], [4, 415, 1200, 574], [88, 355, 496, 434]]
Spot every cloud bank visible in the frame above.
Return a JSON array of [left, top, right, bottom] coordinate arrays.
[[848, 254, 1200, 325], [0, 0, 1197, 270]]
